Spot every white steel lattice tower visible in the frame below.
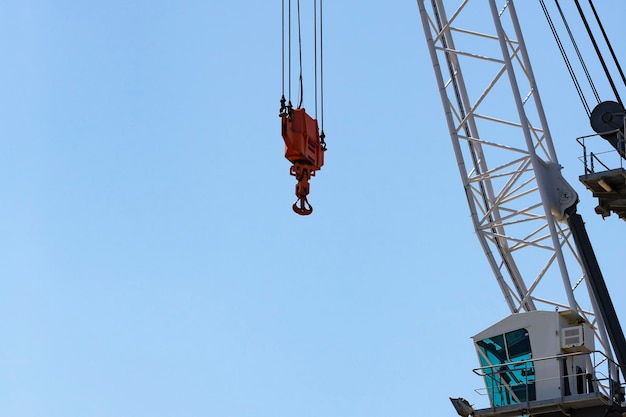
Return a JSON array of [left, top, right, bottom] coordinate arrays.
[[416, 0, 615, 363]]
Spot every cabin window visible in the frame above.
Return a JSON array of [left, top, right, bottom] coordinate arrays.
[[477, 328, 536, 406]]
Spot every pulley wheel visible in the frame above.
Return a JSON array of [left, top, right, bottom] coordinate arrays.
[[590, 101, 625, 138]]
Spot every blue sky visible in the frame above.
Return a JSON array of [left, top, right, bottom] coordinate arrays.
[[1, 1, 625, 416]]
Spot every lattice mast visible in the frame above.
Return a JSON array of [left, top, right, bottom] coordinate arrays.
[[417, 0, 615, 367]]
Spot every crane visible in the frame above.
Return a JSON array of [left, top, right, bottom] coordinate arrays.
[[416, 1, 625, 417]]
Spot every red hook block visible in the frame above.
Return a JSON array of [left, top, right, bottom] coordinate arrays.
[[281, 108, 324, 170], [281, 108, 325, 215]]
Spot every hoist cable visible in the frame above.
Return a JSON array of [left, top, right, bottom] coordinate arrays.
[[296, 0, 304, 109], [281, 0, 285, 99], [319, 0, 325, 138], [288, 0, 292, 104], [313, 0, 325, 147], [540, 0, 591, 116], [314, 0, 318, 119], [574, 0, 623, 107], [554, 0, 600, 104], [587, 0, 626, 91]]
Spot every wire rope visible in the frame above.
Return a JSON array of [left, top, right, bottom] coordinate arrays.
[[319, 0, 325, 146], [540, 0, 591, 116], [573, 0, 623, 106], [314, 0, 318, 119], [587, 0, 626, 91], [281, 0, 325, 147], [288, 0, 292, 105], [282, 0, 285, 99], [296, 0, 304, 108], [554, 0, 600, 104]]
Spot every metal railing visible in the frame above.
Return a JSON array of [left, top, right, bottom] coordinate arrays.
[[471, 351, 624, 409], [577, 130, 624, 175]]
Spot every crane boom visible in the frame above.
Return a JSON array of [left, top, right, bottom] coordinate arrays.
[[417, 1, 625, 416], [417, 0, 592, 326]]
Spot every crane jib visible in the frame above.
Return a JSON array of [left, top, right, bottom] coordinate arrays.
[[417, 1, 626, 416]]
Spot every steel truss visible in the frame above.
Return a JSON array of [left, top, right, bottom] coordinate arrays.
[[417, 0, 613, 357]]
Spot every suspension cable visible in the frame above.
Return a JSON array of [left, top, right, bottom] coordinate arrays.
[[314, 0, 318, 119], [554, 0, 600, 104], [281, 0, 326, 148], [540, 0, 591, 116], [587, 0, 626, 92], [574, 0, 623, 107], [282, 0, 285, 99], [313, 0, 325, 148], [319, 0, 325, 147], [296, 0, 304, 108], [288, 0, 292, 105]]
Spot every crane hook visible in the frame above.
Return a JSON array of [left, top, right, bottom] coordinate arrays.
[[291, 162, 314, 215]]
